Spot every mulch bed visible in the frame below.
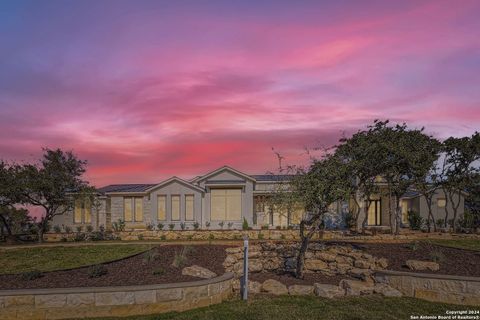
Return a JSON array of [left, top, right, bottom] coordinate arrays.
[[354, 242, 480, 277], [0, 245, 229, 290]]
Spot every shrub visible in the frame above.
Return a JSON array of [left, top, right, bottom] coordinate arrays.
[[160, 235, 166, 241], [208, 233, 214, 245], [280, 234, 286, 240], [233, 234, 240, 240], [89, 231, 104, 241], [227, 222, 234, 229], [53, 225, 61, 233], [157, 223, 164, 230], [242, 218, 249, 230], [172, 246, 193, 268], [275, 225, 282, 230], [152, 267, 166, 276], [21, 270, 43, 281], [407, 210, 423, 230], [344, 211, 356, 229], [430, 249, 446, 263], [99, 224, 105, 233], [187, 235, 193, 240], [60, 236, 68, 242], [180, 222, 186, 230], [64, 226, 72, 233], [138, 234, 144, 240], [74, 233, 85, 242], [436, 219, 445, 229], [261, 224, 269, 230], [407, 241, 419, 251], [168, 224, 175, 231], [193, 221, 200, 230], [86, 225, 94, 233], [88, 264, 107, 278], [112, 219, 125, 232], [218, 221, 224, 229], [258, 232, 264, 240], [146, 223, 154, 231], [143, 249, 158, 264], [76, 226, 83, 233], [205, 221, 211, 229]]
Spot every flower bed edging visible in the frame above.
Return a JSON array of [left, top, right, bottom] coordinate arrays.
[[0, 272, 234, 320], [374, 270, 480, 306]]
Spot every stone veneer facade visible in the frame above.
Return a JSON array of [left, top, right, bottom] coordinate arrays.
[[374, 270, 480, 306], [0, 273, 233, 320]]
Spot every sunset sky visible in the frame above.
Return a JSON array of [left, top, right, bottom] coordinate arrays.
[[1, 0, 480, 187]]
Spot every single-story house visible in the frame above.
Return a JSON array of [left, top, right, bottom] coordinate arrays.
[[52, 166, 465, 231]]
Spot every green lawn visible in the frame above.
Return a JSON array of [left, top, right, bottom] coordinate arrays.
[[82, 295, 475, 320], [0, 244, 151, 274], [426, 238, 480, 251]]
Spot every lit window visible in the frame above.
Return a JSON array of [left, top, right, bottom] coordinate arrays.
[[171, 195, 180, 220], [185, 195, 194, 221], [157, 195, 166, 221], [74, 199, 83, 223], [211, 189, 241, 221], [124, 198, 133, 221], [437, 199, 446, 208], [135, 197, 143, 222]]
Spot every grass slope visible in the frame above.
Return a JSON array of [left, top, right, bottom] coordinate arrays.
[[0, 244, 151, 274], [83, 295, 472, 320]]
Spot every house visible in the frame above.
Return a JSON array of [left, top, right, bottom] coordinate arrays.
[[52, 166, 465, 231]]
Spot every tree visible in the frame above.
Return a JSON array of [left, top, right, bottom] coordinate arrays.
[[18, 148, 92, 243], [270, 153, 347, 278], [0, 206, 32, 241], [442, 133, 480, 230]]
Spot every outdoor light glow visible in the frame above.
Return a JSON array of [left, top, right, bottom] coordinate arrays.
[[1, 0, 480, 186]]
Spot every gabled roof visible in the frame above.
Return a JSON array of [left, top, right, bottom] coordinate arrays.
[[97, 184, 156, 194], [144, 176, 205, 193], [192, 166, 256, 183]]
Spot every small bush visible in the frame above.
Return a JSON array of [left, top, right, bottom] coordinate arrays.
[[89, 231, 104, 241], [407, 241, 419, 251], [168, 224, 175, 231], [208, 233, 214, 245], [21, 270, 43, 281], [99, 224, 105, 233], [152, 267, 166, 276], [53, 225, 61, 233], [138, 234, 144, 240], [180, 222, 186, 230], [218, 221, 224, 229], [143, 249, 159, 264], [157, 223, 164, 230], [172, 246, 193, 268], [275, 225, 281, 230], [227, 222, 234, 229], [187, 235, 193, 240], [160, 235, 166, 241], [280, 234, 286, 240], [88, 264, 107, 278], [60, 236, 68, 242], [112, 219, 125, 232], [408, 210, 423, 230], [76, 226, 83, 233], [86, 225, 94, 233], [242, 218, 249, 230], [344, 211, 356, 229], [74, 233, 85, 242], [430, 249, 446, 263], [64, 226, 72, 233], [261, 224, 269, 230], [436, 219, 445, 229], [193, 221, 200, 230], [205, 221, 211, 229], [146, 223, 154, 231], [258, 232, 264, 240]]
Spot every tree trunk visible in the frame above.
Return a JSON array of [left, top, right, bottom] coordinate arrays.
[[448, 190, 461, 232], [395, 195, 402, 235], [295, 216, 320, 279], [425, 196, 436, 232], [443, 188, 450, 230], [361, 199, 370, 233], [37, 227, 44, 243]]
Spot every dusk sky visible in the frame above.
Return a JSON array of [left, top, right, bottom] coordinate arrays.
[[1, 0, 480, 187]]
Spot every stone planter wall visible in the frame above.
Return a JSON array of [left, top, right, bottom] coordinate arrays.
[[223, 242, 388, 278], [42, 230, 480, 243], [374, 270, 480, 306], [0, 273, 234, 320]]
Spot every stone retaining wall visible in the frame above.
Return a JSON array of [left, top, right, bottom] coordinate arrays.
[[374, 270, 480, 306], [43, 229, 480, 242], [0, 273, 234, 320]]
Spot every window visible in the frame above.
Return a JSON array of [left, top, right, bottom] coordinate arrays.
[[437, 198, 446, 208], [135, 197, 143, 222], [124, 198, 133, 221], [211, 189, 241, 221], [401, 200, 409, 224], [74, 198, 91, 224], [171, 195, 180, 220], [124, 197, 143, 222], [157, 195, 166, 221], [74, 199, 83, 223], [185, 195, 194, 221], [367, 199, 381, 226]]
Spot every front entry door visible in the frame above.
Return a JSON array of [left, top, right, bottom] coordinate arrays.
[[368, 200, 381, 226]]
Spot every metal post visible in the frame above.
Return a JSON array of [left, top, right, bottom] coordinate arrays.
[[242, 235, 249, 300]]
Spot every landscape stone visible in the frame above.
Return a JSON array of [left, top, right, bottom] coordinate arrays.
[[261, 279, 288, 295], [288, 285, 314, 295], [340, 279, 374, 296], [314, 283, 345, 298], [182, 265, 217, 279], [405, 260, 440, 272], [304, 259, 328, 271]]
